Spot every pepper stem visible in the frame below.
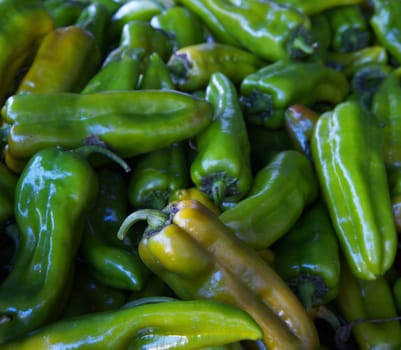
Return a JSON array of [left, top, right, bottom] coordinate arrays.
[[297, 282, 316, 311], [211, 180, 226, 207], [117, 209, 168, 240], [74, 144, 131, 172], [292, 35, 314, 56]]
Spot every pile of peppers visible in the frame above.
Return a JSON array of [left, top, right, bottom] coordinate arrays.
[[2, 0, 401, 349]]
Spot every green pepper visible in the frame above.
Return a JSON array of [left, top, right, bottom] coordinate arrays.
[[308, 13, 332, 63], [43, 0, 86, 27], [15, 25, 101, 94], [273, 203, 341, 310], [0, 162, 18, 225], [370, 0, 401, 65], [128, 142, 190, 210], [1, 299, 263, 349], [219, 150, 318, 250], [268, 0, 364, 15], [81, 166, 150, 291], [1, 90, 213, 161], [167, 42, 265, 92], [117, 199, 320, 350], [0, 0, 55, 104], [150, 6, 206, 50], [0, 146, 103, 342], [138, 51, 174, 90], [371, 66, 401, 168], [239, 60, 350, 129], [177, 0, 316, 61], [311, 100, 397, 280], [325, 5, 371, 53], [190, 72, 252, 207], [335, 259, 401, 349]]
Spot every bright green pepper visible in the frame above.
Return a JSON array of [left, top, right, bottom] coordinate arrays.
[[167, 42, 265, 92], [15, 25, 101, 94], [0, 162, 18, 225], [273, 203, 341, 310], [311, 100, 397, 280], [190, 72, 252, 207], [43, 0, 86, 27], [0, 0, 55, 105], [335, 259, 401, 350], [269, 0, 364, 15], [219, 150, 318, 250], [177, 0, 316, 61], [370, 0, 401, 65], [117, 199, 320, 350], [1, 299, 263, 349], [150, 6, 206, 50], [138, 51, 174, 90], [1, 90, 213, 161], [239, 60, 350, 129]]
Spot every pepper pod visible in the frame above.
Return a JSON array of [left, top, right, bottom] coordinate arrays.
[[0, 298, 262, 349], [311, 100, 397, 280], [239, 60, 350, 129], [190, 72, 253, 208], [219, 150, 318, 250], [117, 199, 320, 350]]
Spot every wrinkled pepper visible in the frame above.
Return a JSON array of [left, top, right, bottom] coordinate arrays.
[[177, 0, 316, 61], [335, 259, 401, 349], [1, 299, 263, 349], [1, 89, 213, 161], [311, 100, 397, 280], [219, 150, 318, 250], [273, 203, 341, 310], [0, 162, 18, 225], [81, 166, 149, 291], [16, 25, 101, 94], [239, 60, 349, 129], [0, 146, 104, 342], [190, 72, 252, 207], [0, 0, 55, 104], [117, 199, 320, 350], [167, 42, 265, 92]]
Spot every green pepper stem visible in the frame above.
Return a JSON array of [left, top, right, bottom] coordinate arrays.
[[211, 180, 226, 206], [74, 144, 131, 172], [117, 209, 168, 240], [297, 282, 316, 311], [292, 35, 314, 55]]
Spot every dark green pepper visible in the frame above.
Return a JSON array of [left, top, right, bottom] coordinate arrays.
[[219, 150, 318, 249], [190, 72, 252, 207], [43, 0, 86, 27], [308, 13, 332, 63], [1, 299, 263, 349], [273, 203, 341, 310], [0, 162, 18, 225], [239, 60, 350, 129], [387, 166, 401, 232], [311, 100, 397, 280]]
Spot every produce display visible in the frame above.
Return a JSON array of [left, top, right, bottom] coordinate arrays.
[[1, 0, 401, 349]]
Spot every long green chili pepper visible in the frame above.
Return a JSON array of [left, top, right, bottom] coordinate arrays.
[[190, 72, 252, 207], [0, 299, 263, 349], [138, 51, 174, 90], [311, 100, 397, 280]]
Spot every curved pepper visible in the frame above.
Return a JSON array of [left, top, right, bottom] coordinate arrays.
[[239, 60, 349, 129], [0, 0, 54, 104], [117, 199, 320, 350], [1, 90, 213, 160], [190, 72, 252, 207], [177, 0, 315, 61], [311, 100, 397, 280], [0, 162, 18, 225], [219, 150, 318, 250], [169, 187, 221, 215], [273, 203, 341, 310], [0, 299, 263, 349], [16, 25, 101, 94], [167, 42, 265, 92]]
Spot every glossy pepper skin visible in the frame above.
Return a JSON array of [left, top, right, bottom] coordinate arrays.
[[0, 162, 18, 225], [311, 101, 397, 280], [219, 150, 318, 250], [81, 167, 149, 291], [167, 42, 265, 92], [269, 0, 364, 15], [240, 60, 350, 129], [177, 0, 315, 61], [370, 0, 401, 65], [0, 0, 54, 104], [16, 25, 101, 94], [0, 146, 100, 342], [273, 203, 341, 310], [190, 72, 252, 207], [1, 90, 213, 161], [1, 299, 263, 349], [335, 259, 401, 350], [117, 199, 320, 350]]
